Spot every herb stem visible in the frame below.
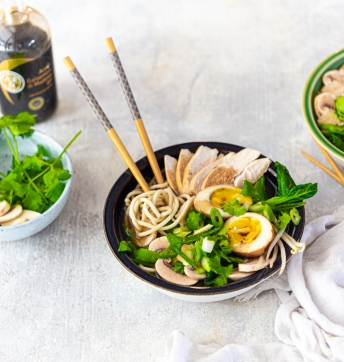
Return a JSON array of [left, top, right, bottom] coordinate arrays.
[[3, 128, 20, 164], [52, 130, 82, 166], [9, 127, 19, 160], [29, 130, 82, 183], [0, 171, 6, 177], [30, 165, 51, 183]]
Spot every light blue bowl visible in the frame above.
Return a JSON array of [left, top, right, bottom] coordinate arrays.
[[0, 130, 73, 241]]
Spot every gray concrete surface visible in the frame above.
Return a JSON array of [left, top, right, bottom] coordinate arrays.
[[1, 0, 344, 361]]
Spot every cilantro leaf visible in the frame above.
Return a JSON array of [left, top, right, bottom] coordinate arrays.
[[222, 198, 246, 216], [22, 154, 48, 172], [45, 182, 66, 203], [0, 112, 36, 137], [208, 256, 233, 287], [22, 184, 44, 211], [166, 233, 199, 270], [186, 208, 206, 231], [173, 261, 185, 274]]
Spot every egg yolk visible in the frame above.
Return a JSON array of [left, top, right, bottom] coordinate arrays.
[[210, 187, 252, 207], [226, 217, 261, 246]]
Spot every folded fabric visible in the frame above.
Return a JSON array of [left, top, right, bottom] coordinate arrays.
[[162, 206, 344, 362]]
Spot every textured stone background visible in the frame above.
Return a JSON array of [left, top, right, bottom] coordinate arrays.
[[1, 0, 344, 361]]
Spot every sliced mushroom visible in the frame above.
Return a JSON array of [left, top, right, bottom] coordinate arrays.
[[148, 236, 169, 251], [0, 200, 10, 217], [238, 257, 270, 272], [184, 266, 206, 280], [1, 210, 41, 226], [322, 69, 344, 86], [155, 259, 198, 286], [317, 109, 340, 125], [228, 270, 254, 281], [314, 92, 336, 117], [321, 81, 344, 97], [0, 204, 23, 223]]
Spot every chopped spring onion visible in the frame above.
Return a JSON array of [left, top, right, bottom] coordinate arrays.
[[193, 224, 213, 235], [210, 208, 224, 228], [202, 237, 215, 253]]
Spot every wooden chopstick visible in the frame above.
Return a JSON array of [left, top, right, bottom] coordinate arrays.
[[63, 56, 150, 192], [301, 150, 344, 186], [314, 141, 344, 184], [105, 37, 164, 185]]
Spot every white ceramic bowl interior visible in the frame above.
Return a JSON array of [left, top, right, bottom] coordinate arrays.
[[0, 130, 73, 242]]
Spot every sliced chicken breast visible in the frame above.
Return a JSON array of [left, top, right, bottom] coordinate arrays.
[[233, 158, 271, 188], [201, 148, 261, 189], [188, 152, 235, 195], [176, 149, 194, 194], [182, 146, 218, 194], [164, 155, 179, 195]]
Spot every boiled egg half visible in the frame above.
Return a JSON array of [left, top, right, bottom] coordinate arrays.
[[224, 212, 274, 257], [193, 185, 252, 218]]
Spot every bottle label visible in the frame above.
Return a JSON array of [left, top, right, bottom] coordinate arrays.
[[0, 70, 25, 93], [0, 45, 57, 120]]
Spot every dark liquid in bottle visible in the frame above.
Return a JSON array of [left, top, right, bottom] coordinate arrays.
[[0, 21, 57, 121]]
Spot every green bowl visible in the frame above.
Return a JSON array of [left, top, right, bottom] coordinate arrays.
[[302, 48, 344, 166]]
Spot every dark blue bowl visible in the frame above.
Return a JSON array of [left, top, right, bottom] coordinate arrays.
[[103, 142, 305, 302]]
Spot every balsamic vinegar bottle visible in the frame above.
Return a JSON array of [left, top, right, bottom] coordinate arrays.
[[0, 0, 57, 121]]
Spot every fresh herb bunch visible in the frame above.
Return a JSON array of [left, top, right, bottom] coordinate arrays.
[[0, 112, 81, 213], [319, 95, 344, 152]]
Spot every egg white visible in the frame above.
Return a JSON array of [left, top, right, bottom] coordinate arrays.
[[224, 212, 274, 257]]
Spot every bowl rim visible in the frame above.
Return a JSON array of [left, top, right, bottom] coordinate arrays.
[[302, 48, 344, 160], [103, 141, 305, 296], [0, 129, 73, 230]]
